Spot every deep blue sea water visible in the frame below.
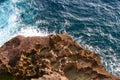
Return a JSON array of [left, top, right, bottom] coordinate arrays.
[[0, 0, 120, 76]]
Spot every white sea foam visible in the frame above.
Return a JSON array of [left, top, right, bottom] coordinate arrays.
[[16, 26, 48, 37], [0, 26, 49, 47], [0, 0, 18, 47], [11, 0, 20, 3], [0, 0, 48, 47]]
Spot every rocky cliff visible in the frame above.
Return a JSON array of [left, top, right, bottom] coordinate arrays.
[[0, 34, 119, 80]]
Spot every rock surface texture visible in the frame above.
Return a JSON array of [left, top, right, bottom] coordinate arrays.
[[0, 34, 119, 80]]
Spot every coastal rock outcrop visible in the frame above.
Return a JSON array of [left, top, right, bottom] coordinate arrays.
[[0, 34, 119, 80]]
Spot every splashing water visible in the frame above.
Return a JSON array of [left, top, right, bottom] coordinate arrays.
[[0, 0, 48, 46]]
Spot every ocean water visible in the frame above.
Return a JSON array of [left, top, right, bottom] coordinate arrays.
[[0, 0, 120, 76]]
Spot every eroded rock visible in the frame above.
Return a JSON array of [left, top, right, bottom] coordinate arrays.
[[0, 34, 119, 80]]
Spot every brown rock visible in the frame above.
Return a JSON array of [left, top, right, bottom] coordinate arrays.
[[31, 72, 68, 80], [0, 34, 119, 80], [0, 35, 49, 66]]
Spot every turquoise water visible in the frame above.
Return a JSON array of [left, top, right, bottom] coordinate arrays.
[[0, 0, 120, 76]]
